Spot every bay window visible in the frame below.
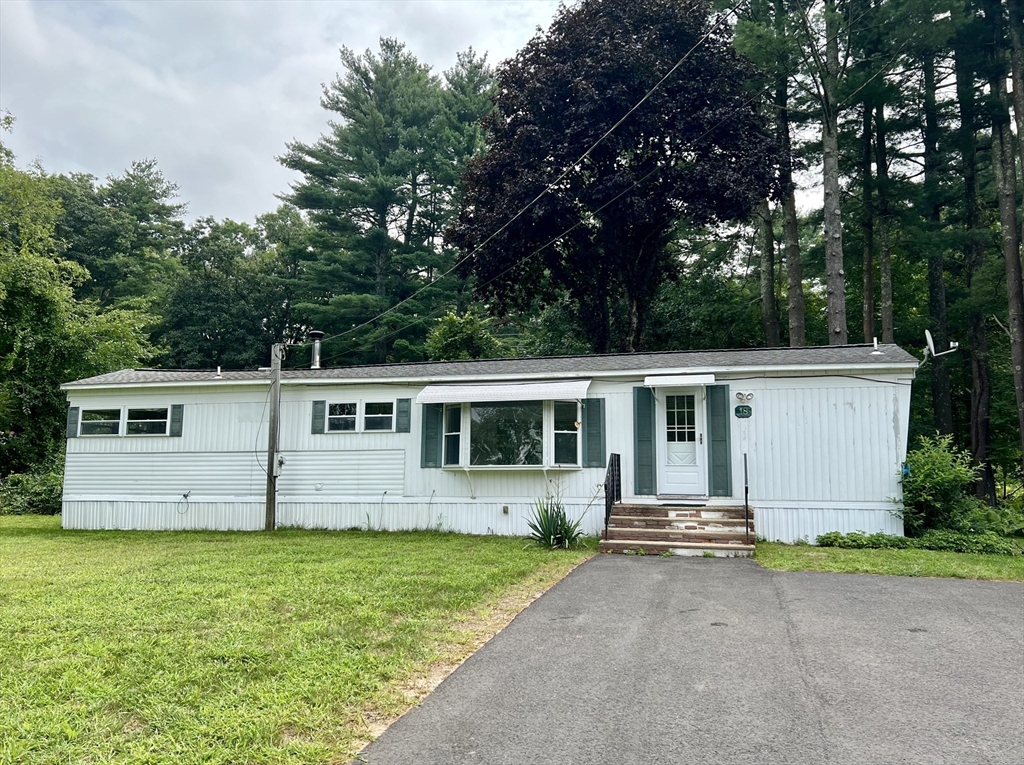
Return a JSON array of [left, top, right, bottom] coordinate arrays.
[[438, 400, 580, 468]]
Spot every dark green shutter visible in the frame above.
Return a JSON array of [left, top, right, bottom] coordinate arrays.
[[169, 404, 184, 437], [396, 398, 411, 433], [581, 398, 606, 468], [633, 387, 656, 495], [311, 400, 326, 434], [421, 403, 443, 468], [66, 406, 80, 438], [707, 385, 732, 496]]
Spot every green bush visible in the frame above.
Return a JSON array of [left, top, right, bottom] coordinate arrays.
[[815, 530, 1019, 556], [957, 504, 1024, 537], [816, 531, 913, 550], [526, 496, 586, 549], [915, 530, 1020, 556], [899, 434, 981, 536], [0, 469, 63, 515]]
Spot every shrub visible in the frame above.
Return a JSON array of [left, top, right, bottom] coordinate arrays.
[[899, 434, 981, 536], [526, 496, 586, 549], [0, 469, 63, 515], [915, 530, 1020, 556], [816, 531, 913, 550], [815, 530, 1019, 556]]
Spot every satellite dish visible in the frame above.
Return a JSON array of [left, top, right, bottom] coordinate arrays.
[[923, 329, 959, 360]]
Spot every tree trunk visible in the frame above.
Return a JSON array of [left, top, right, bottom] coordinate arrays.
[[775, 0, 804, 347], [874, 103, 893, 344], [823, 0, 848, 345], [984, 0, 1024, 474], [861, 101, 875, 343], [991, 106, 1024, 476], [970, 313, 997, 504], [758, 199, 781, 346], [782, 192, 805, 347], [956, 34, 994, 498], [1008, 0, 1024, 207], [922, 51, 953, 434]]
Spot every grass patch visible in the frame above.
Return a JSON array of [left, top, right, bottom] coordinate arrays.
[[755, 540, 1024, 581], [0, 515, 592, 764]]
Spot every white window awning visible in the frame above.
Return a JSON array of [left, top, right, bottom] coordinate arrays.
[[644, 374, 716, 387], [416, 379, 592, 405]]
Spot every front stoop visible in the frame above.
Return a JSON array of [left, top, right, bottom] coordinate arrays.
[[599, 504, 755, 557]]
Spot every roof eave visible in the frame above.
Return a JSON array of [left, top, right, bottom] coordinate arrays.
[[61, 361, 919, 392]]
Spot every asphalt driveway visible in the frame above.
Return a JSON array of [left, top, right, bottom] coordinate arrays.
[[357, 556, 1024, 765]]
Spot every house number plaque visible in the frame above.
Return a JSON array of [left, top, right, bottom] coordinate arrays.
[[734, 405, 752, 418]]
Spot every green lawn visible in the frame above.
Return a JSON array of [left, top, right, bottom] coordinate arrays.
[[0, 515, 592, 765], [756, 540, 1024, 581]]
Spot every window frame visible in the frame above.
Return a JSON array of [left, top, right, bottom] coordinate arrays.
[[321, 400, 397, 434], [79, 408, 123, 437], [125, 407, 170, 437], [363, 401, 395, 432], [326, 402, 358, 432], [441, 399, 582, 469], [443, 403, 462, 466], [78, 405, 175, 438]]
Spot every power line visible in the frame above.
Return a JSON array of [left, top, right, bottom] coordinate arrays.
[[295, 19, 823, 370], [291, 1, 752, 353]]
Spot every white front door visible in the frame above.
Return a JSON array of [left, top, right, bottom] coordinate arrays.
[[658, 388, 706, 496]]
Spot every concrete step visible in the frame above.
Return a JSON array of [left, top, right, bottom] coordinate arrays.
[[604, 527, 754, 544], [613, 504, 753, 521], [607, 515, 754, 531], [598, 539, 756, 558]]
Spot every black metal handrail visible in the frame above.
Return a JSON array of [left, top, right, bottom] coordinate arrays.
[[604, 453, 622, 539]]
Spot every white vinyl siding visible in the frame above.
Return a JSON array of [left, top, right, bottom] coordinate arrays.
[[62, 372, 914, 543]]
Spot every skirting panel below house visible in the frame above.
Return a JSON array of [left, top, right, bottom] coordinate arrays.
[[276, 500, 603, 536], [62, 500, 265, 531], [61, 498, 605, 536], [756, 506, 903, 544]]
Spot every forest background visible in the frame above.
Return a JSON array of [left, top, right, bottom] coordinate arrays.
[[1, 0, 1022, 504]]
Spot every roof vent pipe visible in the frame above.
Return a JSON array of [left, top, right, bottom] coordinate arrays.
[[309, 330, 325, 369]]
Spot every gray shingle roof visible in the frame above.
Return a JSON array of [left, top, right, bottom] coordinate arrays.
[[64, 344, 919, 388]]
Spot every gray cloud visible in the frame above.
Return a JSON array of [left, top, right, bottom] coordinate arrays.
[[0, 0, 559, 223]]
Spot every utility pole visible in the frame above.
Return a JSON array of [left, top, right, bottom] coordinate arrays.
[[265, 343, 283, 531]]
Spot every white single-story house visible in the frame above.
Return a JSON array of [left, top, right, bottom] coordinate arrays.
[[60, 344, 917, 549]]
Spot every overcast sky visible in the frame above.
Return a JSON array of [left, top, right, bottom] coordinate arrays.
[[0, 0, 561, 223]]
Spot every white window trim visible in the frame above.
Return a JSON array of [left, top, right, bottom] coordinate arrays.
[[322, 400, 396, 434], [442, 399, 581, 469], [79, 405, 171, 437]]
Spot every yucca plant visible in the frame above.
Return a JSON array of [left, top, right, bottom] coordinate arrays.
[[526, 495, 586, 549]]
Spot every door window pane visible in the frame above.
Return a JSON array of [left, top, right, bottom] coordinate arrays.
[[666, 395, 696, 443]]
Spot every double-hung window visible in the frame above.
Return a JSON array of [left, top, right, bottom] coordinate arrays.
[[328, 403, 357, 431], [364, 402, 394, 431], [443, 404, 461, 466], [553, 401, 580, 465], [80, 409, 121, 436], [127, 408, 169, 435]]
